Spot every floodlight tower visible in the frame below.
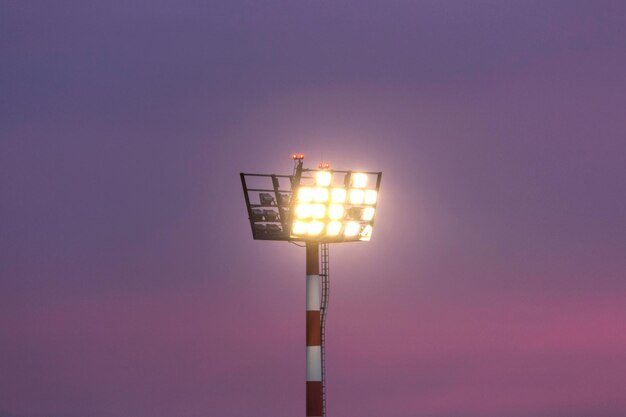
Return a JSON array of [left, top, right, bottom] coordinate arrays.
[[240, 154, 382, 417]]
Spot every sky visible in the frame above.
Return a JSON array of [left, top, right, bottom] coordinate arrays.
[[1, 1, 626, 416]]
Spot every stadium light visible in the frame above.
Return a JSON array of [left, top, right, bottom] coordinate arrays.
[[240, 155, 382, 417], [289, 169, 380, 242]]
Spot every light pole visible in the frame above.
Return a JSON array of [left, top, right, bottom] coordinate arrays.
[[240, 154, 382, 417], [306, 242, 322, 416]]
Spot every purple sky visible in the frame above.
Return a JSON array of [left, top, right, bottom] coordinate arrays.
[[2, 1, 626, 416]]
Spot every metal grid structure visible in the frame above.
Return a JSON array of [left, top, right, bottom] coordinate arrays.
[[239, 173, 293, 241], [241, 166, 382, 243]]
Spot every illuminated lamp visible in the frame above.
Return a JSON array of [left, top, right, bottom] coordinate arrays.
[[344, 221, 360, 237], [362, 207, 375, 221], [328, 204, 344, 220], [351, 173, 367, 188], [349, 189, 364, 204], [308, 220, 324, 236], [331, 188, 347, 203], [364, 189, 377, 205], [292, 221, 308, 235], [298, 187, 314, 203], [326, 221, 342, 236], [315, 171, 332, 187]]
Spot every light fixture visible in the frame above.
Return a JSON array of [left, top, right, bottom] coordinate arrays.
[[349, 189, 364, 204], [267, 224, 282, 233], [241, 158, 381, 243], [279, 193, 291, 205], [313, 187, 329, 203], [348, 207, 363, 220], [251, 208, 264, 221], [263, 209, 278, 221], [315, 171, 332, 187], [311, 204, 326, 219], [292, 221, 308, 235], [331, 188, 347, 203], [362, 207, 375, 221], [298, 187, 314, 203], [328, 204, 344, 220], [326, 221, 342, 236], [308, 220, 324, 235], [351, 173, 367, 188], [287, 169, 378, 240], [295, 204, 312, 219], [260, 192, 275, 205], [364, 189, 377, 205], [344, 221, 360, 237]]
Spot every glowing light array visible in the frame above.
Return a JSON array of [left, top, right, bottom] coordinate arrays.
[[291, 170, 380, 241]]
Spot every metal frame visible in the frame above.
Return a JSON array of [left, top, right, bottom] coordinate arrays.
[[240, 173, 294, 241], [241, 169, 382, 243]]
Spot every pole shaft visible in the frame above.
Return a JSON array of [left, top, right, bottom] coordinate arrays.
[[306, 242, 323, 416]]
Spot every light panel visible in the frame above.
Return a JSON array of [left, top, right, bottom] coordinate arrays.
[[283, 169, 380, 242], [331, 188, 347, 203], [364, 189, 377, 205], [326, 221, 342, 236], [308, 220, 324, 235], [295, 203, 312, 219], [362, 207, 375, 221], [344, 221, 360, 237], [315, 171, 332, 187], [349, 189, 364, 205], [292, 221, 308, 235], [352, 173, 367, 188], [298, 187, 313, 203], [328, 204, 344, 220], [311, 204, 326, 219], [313, 187, 329, 203]]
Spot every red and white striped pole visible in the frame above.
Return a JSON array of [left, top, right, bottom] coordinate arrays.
[[306, 242, 323, 416]]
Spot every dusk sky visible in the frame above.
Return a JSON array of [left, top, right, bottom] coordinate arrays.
[[2, 1, 626, 416]]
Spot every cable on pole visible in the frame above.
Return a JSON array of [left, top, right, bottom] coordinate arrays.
[[320, 242, 330, 417]]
